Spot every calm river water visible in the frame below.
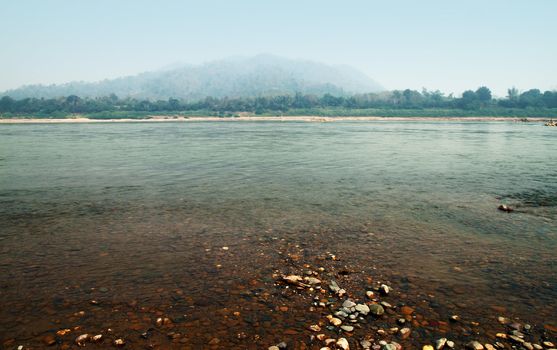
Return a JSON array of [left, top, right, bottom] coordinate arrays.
[[0, 121, 555, 349]]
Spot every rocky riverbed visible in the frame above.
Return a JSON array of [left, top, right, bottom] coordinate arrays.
[[2, 238, 555, 349]]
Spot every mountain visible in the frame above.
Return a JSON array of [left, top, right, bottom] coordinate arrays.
[[2, 55, 383, 100]]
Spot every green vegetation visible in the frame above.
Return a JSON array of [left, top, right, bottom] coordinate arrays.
[[2, 87, 557, 118]]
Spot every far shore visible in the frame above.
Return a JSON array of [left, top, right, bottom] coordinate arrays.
[[0, 116, 554, 124]]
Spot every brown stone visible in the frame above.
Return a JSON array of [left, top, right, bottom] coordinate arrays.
[[42, 334, 56, 346], [401, 306, 414, 315], [490, 305, 506, 313]]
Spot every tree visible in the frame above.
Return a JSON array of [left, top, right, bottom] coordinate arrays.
[[0, 96, 14, 112], [519, 89, 543, 107], [459, 90, 479, 109], [507, 87, 519, 101], [475, 86, 492, 102]]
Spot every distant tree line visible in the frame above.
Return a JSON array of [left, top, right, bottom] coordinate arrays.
[[1, 87, 557, 115]]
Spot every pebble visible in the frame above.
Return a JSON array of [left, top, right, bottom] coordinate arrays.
[[497, 316, 509, 324], [42, 335, 56, 346], [56, 329, 71, 336], [399, 327, 411, 339], [305, 277, 321, 285], [369, 304, 385, 316], [75, 334, 89, 347], [510, 330, 525, 338], [283, 275, 304, 284], [523, 343, 534, 350], [466, 341, 484, 350], [423, 346, 434, 350], [309, 324, 321, 332], [91, 335, 102, 343], [341, 325, 354, 332], [380, 284, 390, 295], [343, 300, 357, 308], [113, 338, 125, 347], [383, 344, 397, 350], [366, 291, 375, 299], [268, 347, 280, 350], [361, 340, 372, 349], [320, 348, 331, 350], [435, 338, 447, 349], [329, 317, 342, 326], [446, 341, 455, 348], [277, 342, 287, 349], [329, 280, 341, 293], [336, 338, 350, 350], [484, 344, 495, 350], [355, 304, 370, 315], [380, 301, 392, 308], [509, 335, 524, 343], [543, 342, 555, 348], [208, 338, 220, 345], [335, 310, 349, 318]]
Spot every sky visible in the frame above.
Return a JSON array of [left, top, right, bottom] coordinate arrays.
[[1, 0, 556, 96]]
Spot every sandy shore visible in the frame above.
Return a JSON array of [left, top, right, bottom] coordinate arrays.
[[0, 116, 552, 123]]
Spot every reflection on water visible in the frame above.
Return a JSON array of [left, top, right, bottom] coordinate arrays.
[[0, 121, 555, 348]]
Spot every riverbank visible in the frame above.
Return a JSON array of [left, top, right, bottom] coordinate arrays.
[[0, 116, 554, 123]]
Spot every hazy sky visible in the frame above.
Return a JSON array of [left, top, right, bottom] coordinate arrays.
[[1, 0, 556, 96]]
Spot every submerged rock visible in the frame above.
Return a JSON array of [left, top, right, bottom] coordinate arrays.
[[369, 304, 385, 316], [42, 335, 56, 346], [435, 338, 447, 349], [466, 341, 484, 350], [329, 280, 340, 293], [75, 334, 89, 347], [342, 300, 357, 309], [336, 338, 350, 350], [498, 204, 514, 212], [355, 303, 370, 315], [341, 325, 354, 332], [309, 324, 321, 332], [328, 316, 342, 326], [399, 327, 411, 339]]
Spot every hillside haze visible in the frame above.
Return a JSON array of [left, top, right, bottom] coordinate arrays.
[[3, 55, 383, 100]]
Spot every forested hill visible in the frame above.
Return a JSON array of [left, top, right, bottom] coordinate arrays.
[[1, 55, 383, 100]]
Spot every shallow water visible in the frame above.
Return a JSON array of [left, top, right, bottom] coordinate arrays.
[[0, 121, 556, 349]]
